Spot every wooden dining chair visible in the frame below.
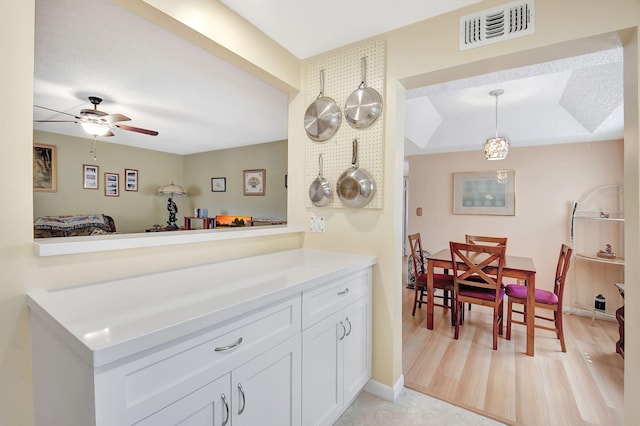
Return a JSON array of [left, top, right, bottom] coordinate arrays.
[[505, 244, 573, 352], [465, 234, 508, 246], [459, 235, 507, 316], [450, 241, 506, 350], [408, 233, 455, 323]]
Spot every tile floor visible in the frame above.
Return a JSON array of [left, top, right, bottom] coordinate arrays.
[[335, 388, 505, 425]]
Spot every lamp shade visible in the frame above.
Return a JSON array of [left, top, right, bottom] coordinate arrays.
[[157, 182, 187, 197], [484, 137, 510, 160], [484, 89, 509, 160]]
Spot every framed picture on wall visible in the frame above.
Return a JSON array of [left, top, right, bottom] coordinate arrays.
[[125, 168, 138, 191], [104, 172, 119, 197], [211, 177, 226, 192], [33, 143, 57, 192], [243, 169, 265, 196], [453, 170, 515, 215], [83, 164, 99, 190]]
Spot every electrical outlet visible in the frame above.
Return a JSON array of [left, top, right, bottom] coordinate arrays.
[[310, 216, 325, 233]]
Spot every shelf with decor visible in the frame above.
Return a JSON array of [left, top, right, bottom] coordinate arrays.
[[570, 184, 624, 321]]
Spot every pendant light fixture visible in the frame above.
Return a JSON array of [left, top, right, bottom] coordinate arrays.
[[484, 89, 509, 160]]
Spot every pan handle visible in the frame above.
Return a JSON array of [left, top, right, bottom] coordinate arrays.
[[318, 69, 325, 98], [318, 153, 324, 177], [351, 139, 358, 166], [360, 57, 367, 87]]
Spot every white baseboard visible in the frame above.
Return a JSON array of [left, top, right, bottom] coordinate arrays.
[[565, 306, 616, 322], [364, 374, 404, 402]]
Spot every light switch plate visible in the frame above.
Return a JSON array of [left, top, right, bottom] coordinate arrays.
[[310, 216, 325, 233]]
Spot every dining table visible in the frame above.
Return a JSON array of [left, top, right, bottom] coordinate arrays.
[[426, 248, 537, 356]]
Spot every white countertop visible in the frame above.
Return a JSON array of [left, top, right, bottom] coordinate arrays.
[[33, 224, 304, 256], [27, 248, 377, 367]]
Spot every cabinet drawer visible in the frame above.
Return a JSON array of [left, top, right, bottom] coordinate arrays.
[[302, 270, 370, 329], [95, 294, 301, 425]]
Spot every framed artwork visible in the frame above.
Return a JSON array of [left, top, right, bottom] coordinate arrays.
[[33, 143, 57, 192], [453, 170, 515, 215], [104, 172, 119, 197], [83, 164, 99, 190], [211, 177, 226, 192], [124, 168, 138, 191], [243, 169, 265, 196]]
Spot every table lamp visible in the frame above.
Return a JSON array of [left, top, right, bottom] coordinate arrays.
[[157, 182, 187, 230]]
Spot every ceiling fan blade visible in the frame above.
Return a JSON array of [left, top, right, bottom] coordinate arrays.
[[103, 113, 131, 124], [103, 130, 115, 137], [34, 120, 77, 123], [34, 105, 81, 119], [114, 124, 159, 136]]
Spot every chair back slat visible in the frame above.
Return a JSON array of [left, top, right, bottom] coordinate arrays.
[[554, 244, 573, 306], [465, 234, 508, 246], [408, 233, 425, 278]]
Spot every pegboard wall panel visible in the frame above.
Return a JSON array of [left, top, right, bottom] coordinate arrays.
[[305, 40, 385, 209]]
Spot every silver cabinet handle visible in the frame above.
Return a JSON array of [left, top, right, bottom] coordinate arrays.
[[339, 321, 346, 341], [337, 288, 350, 296], [221, 394, 230, 426], [238, 383, 246, 415], [345, 317, 352, 336], [215, 337, 243, 352]]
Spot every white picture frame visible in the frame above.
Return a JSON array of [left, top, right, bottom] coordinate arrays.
[[453, 170, 515, 215]]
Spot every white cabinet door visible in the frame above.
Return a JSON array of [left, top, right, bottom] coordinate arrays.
[[134, 374, 231, 426], [302, 310, 343, 426], [342, 296, 371, 406], [302, 295, 371, 426], [232, 334, 301, 426]]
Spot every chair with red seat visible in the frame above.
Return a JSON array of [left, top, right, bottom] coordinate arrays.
[[408, 233, 455, 323], [450, 241, 506, 350], [505, 244, 572, 352]]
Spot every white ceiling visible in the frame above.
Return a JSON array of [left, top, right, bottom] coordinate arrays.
[[33, 0, 624, 157]]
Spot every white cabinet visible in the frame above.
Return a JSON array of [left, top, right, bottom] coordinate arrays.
[[134, 373, 229, 425], [136, 334, 301, 426], [571, 184, 624, 317], [301, 271, 371, 426], [231, 334, 301, 426], [27, 249, 376, 426]]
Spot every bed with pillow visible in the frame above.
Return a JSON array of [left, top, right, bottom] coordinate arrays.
[[34, 214, 116, 238]]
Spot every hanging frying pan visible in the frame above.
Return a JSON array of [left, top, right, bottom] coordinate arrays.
[[344, 57, 383, 129], [309, 154, 333, 207], [337, 139, 376, 208], [304, 70, 342, 141]]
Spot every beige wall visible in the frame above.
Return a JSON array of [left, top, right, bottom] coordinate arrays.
[[33, 130, 183, 232], [33, 131, 287, 233], [3, 1, 640, 425], [184, 140, 287, 222], [408, 140, 624, 308]]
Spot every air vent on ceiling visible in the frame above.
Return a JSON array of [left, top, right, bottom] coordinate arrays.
[[459, 0, 535, 51]]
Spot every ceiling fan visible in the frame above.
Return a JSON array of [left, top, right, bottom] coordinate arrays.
[[34, 96, 159, 137]]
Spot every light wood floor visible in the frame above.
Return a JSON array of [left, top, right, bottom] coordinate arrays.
[[402, 284, 624, 425]]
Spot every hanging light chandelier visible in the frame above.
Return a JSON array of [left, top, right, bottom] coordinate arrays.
[[484, 89, 509, 160]]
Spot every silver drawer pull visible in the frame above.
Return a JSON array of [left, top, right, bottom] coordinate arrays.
[[221, 394, 230, 426], [345, 317, 352, 336], [337, 288, 350, 296], [238, 383, 246, 415], [215, 337, 243, 352]]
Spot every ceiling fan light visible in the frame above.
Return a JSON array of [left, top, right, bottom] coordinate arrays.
[[80, 121, 111, 136], [485, 137, 509, 160]]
